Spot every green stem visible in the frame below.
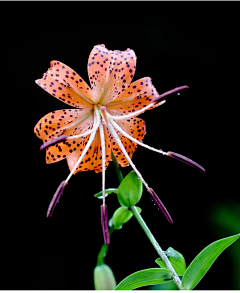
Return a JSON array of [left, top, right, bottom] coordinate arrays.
[[110, 153, 181, 288], [111, 151, 123, 183], [96, 226, 115, 266], [130, 205, 182, 290]]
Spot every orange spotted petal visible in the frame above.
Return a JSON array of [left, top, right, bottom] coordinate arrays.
[[88, 44, 136, 104], [107, 117, 146, 167], [34, 108, 93, 142], [36, 61, 94, 108], [67, 126, 111, 174], [106, 77, 159, 116], [34, 108, 94, 164]]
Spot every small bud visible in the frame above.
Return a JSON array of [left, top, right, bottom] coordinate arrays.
[[46, 180, 68, 217], [39, 135, 69, 151], [94, 264, 117, 290], [147, 188, 173, 224], [152, 85, 189, 104], [113, 206, 142, 229], [167, 151, 205, 173], [117, 171, 143, 208], [101, 204, 110, 245], [113, 206, 133, 229]]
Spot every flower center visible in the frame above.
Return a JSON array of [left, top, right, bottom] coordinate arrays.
[[99, 105, 108, 125]]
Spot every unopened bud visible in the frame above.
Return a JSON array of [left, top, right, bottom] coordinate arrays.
[[94, 264, 116, 290], [117, 171, 142, 207]]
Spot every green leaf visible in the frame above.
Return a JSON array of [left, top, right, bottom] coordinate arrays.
[[112, 206, 142, 229], [113, 207, 133, 229], [155, 249, 186, 276], [155, 248, 186, 276], [155, 258, 166, 269], [136, 206, 142, 213], [94, 188, 118, 199], [117, 171, 143, 207], [114, 268, 173, 290], [166, 247, 186, 276], [182, 233, 240, 290]]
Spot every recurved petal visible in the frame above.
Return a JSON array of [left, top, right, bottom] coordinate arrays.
[[36, 61, 94, 108], [34, 108, 93, 142], [88, 45, 136, 104], [34, 108, 94, 164], [106, 77, 159, 116]]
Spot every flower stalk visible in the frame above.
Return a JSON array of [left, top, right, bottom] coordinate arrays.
[[130, 205, 182, 290], [111, 153, 182, 289]]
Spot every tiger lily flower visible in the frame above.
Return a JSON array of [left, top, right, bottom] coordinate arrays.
[[34, 44, 205, 240]]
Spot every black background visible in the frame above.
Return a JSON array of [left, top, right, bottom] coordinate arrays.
[[2, 1, 239, 290]]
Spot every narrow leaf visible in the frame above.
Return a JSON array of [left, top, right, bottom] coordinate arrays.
[[94, 188, 118, 199], [114, 268, 173, 290], [182, 233, 240, 290], [155, 258, 166, 269]]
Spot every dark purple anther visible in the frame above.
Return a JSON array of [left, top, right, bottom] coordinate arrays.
[[152, 85, 189, 104], [167, 151, 205, 173], [101, 204, 110, 245], [147, 188, 173, 225], [39, 135, 69, 151], [46, 180, 68, 217]]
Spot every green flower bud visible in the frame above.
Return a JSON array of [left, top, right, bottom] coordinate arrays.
[[94, 264, 117, 290], [113, 207, 133, 229], [113, 206, 142, 229], [117, 171, 143, 207]]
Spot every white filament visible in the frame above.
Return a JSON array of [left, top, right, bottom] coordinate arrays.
[[108, 122, 150, 191], [109, 118, 168, 156], [99, 122, 106, 205], [65, 108, 100, 184], [106, 100, 165, 121], [68, 106, 100, 139]]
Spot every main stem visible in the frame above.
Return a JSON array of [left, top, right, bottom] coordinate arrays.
[[103, 154, 182, 289], [130, 205, 182, 290]]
